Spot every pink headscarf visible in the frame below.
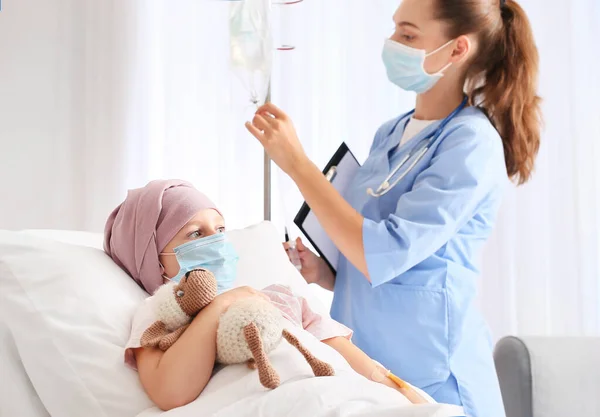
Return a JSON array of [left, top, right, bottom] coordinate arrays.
[[104, 179, 217, 294]]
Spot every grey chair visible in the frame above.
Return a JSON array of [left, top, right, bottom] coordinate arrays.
[[494, 336, 600, 417]]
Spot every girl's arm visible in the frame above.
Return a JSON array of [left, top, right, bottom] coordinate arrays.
[[135, 301, 221, 411], [135, 287, 269, 411], [322, 337, 428, 404], [295, 292, 425, 402]]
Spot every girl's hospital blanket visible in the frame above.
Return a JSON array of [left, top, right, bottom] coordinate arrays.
[[135, 325, 465, 417]]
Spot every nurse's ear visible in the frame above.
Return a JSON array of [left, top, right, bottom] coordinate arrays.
[[449, 35, 473, 66]]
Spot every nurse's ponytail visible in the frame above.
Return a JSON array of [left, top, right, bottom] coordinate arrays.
[[437, 0, 542, 185]]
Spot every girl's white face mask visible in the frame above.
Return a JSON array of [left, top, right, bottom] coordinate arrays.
[[381, 38, 455, 94]]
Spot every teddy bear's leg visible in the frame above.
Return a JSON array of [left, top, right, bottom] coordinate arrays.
[[158, 324, 189, 351], [282, 329, 335, 378], [247, 358, 257, 369], [243, 322, 281, 389]]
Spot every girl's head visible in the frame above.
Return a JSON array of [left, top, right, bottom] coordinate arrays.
[[391, 0, 542, 184], [104, 180, 225, 294], [158, 208, 225, 280]]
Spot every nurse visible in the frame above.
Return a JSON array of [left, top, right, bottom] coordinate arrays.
[[246, 0, 541, 415]]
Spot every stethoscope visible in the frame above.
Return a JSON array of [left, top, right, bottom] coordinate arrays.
[[367, 96, 468, 198]]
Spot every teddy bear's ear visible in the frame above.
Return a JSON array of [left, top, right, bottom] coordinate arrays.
[[140, 321, 169, 349], [185, 268, 208, 279]]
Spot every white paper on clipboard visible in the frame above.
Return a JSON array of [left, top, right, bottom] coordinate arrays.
[[294, 143, 361, 272]]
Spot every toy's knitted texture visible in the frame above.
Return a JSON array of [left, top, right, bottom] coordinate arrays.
[[151, 268, 216, 331], [139, 268, 336, 390], [244, 322, 280, 389], [176, 269, 217, 316], [152, 284, 189, 331], [141, 269, 216, 349], [282, 329, 335, 377], [216, 297, 284, 364]]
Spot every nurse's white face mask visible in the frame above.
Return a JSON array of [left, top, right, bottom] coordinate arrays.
[[381, 38, 455, 94]]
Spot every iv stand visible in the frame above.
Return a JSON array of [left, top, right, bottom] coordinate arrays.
[[225, 0, 300, 221], [263, 0, 302, 221], [263, 81, 272, 221]]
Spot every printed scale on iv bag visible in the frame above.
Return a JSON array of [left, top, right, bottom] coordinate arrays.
[[226, 0, 302, 222]]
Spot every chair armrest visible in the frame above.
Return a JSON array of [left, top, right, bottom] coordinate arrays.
[[494, 336, 600, 417]]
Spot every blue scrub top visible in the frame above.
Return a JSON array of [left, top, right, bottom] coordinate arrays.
[[331, 107, 507, 417]]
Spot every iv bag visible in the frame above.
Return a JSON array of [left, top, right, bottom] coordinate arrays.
[[229, 0, 273, 107]]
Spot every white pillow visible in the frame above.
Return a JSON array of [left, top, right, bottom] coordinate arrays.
[[0, 232, 152, 417], [227, 222, 329, 315], [0, 221, 325, 417], [0, 323, 50, 417], [22, 222, 330, 313], [22, 229, 104, 249]]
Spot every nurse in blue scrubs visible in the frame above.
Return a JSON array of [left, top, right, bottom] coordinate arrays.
[[246, 0, 541, 415]]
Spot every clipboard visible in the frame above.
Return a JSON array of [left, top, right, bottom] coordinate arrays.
[[294, 142, 361, 273]]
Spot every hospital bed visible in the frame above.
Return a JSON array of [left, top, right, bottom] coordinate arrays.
[[0, 222, 465, 417]]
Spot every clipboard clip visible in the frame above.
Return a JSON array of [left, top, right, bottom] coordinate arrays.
[[325, 166, 338, 182]]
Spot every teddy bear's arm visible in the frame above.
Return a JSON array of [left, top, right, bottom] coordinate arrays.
[[158, 324, 190, 351], [140, 321, 170, 349]]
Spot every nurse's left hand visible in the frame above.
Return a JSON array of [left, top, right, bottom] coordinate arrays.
[[245, 103, 309, 177]]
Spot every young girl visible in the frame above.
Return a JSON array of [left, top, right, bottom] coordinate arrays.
[[104, 179, 427, 411]]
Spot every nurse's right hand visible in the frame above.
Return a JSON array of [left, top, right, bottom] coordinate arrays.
[[283, 238, 335, 291]]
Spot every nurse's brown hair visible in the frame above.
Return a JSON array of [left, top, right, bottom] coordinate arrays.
[[436, 0, 542, 185]]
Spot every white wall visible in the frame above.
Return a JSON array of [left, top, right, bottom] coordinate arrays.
[[0, 0, 267, 232], [0, 0, 85, 230], [0, 1, 167, 232]]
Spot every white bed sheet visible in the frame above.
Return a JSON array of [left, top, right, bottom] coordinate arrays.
[[135, 326, 465, 417], [0, 324, 50, 417]]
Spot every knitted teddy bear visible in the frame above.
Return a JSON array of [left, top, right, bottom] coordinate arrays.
[[140, 268, 335, 389]]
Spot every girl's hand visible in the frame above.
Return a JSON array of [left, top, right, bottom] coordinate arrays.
[[212, 286, 270, 315], [322, 337, 429, 405], [396, 384, 429, 405], [245, 103, 310, 178]]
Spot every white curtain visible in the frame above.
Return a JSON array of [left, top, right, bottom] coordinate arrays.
[[119, 0, 267, 230], [270, 0, 415, 231], [0, 0, 265, 231], [478, 0, 600, 338], [273, 0, 600, 338], [1, 0, 599, 339]]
